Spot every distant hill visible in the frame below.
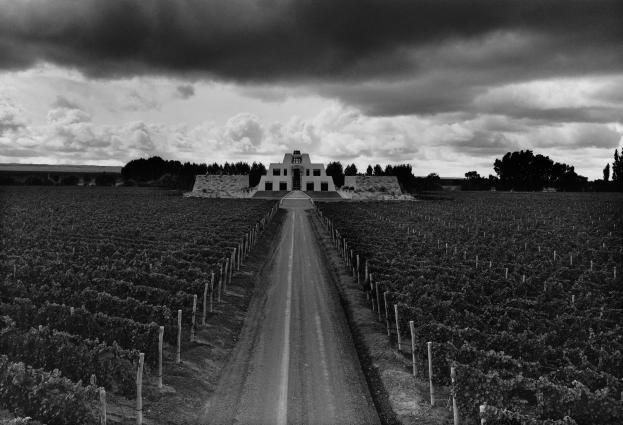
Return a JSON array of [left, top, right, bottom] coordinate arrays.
[[0, 163, 121, 174]]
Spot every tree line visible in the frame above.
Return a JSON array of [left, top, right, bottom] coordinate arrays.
[[5, 147, 620, 192], [325, 162, 443, 192], [120, 156, 267, 189], [74, 148, 623, 192], [597, 148, 623, 191]]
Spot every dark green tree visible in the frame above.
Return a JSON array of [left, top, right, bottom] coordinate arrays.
[[325, 161, 344, 187], [389, 164, 415, 189], [373, 164, 383, 176], [494, 150, 587, 191], [365, 165, 373, 176], [613, 148, 623, 191], [344, 164, 358, 176], [463, 171, 490, 190], [603, 164, 610, 182], [249, 162, 267, 187]]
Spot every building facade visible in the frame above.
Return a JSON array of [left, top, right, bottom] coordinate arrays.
[[257, 150, 336, 192]]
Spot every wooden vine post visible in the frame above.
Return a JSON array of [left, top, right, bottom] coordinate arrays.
[[451, 366, 459, 425], [228, 255, 233, 286], [220, 262, 224, 293], [191, 295, 197, 342], [176, 310, 182, 364], [479, 404, 487, 424], [394, 304, 402, 351], [375, 281, 382, 322], [136, 352, 145, 425], [350, 249, 354, 272], [409, 320, 416, 376], [209, 272, 215, 313], [158, 326, 164, 388], [99, 387, 107, 425], [383, 291, 390, 336], [428, 341, 435, 406], [370, 274, 375, 311], [202, 281, 209, 325], [216, 270, 221, 303]]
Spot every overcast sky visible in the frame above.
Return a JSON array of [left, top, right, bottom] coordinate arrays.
[[1, 0, 622, 178]]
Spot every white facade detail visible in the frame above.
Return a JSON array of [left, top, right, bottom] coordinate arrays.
[[257, 150, 336, 192]]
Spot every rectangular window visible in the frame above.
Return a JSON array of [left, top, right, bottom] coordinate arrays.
[[273, 168, 280, 176], [265, 182, 273, 191], [306, 182, 315, 191], [306, 169, 310, 176], [279, 182, 288, 191], [284, 168, 288, 176], [321, 182, 328, 191], [313, 169, 321, 176]]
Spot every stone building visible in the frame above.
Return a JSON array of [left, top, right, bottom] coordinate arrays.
[[258, 150, 336, 192]]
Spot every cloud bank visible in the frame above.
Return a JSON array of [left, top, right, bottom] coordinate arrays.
[[2, 98, 620, 177], [0, 0, 621, 116], [0, 0, 621, 177]]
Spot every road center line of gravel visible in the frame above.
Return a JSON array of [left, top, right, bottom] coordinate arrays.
[[277, 210, 295, 425]]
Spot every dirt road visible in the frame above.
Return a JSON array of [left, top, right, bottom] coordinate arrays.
[[201, 192, 380, 425]]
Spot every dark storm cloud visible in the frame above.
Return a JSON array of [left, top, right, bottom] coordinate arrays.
[[1, 0, 622, 119], [479, 105, 623, 124], [0, 0, 621, 81]]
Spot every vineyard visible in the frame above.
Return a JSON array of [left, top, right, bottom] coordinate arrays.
[[0, 186, 279, 424], [317, 192, 623, 425]]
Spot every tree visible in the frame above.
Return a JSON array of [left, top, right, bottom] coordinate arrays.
[[344, 164, 358, 176], [389, 164, 415, 189], [249, 162, 267, 187], [373, 164, 383, 176], [463, 171, 489, 190], [603, 164, 610, 182], [422, 173, 442, 191], [366, 165, 373, 176], [122, 156, 259, 190], [613, 148, 623, 191], [493, 150, 587, 191], [325, 161, 344, 187]]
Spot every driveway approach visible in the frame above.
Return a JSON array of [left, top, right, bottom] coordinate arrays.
[[202, 192, 380, 425]]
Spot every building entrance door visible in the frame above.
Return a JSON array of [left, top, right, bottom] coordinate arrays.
[[292, 168, 301, 190]]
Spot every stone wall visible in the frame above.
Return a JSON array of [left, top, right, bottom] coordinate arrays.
[[187, 175, 253, 198], [343, 176, 402, 195]]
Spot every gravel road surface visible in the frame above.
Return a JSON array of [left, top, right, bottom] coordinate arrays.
[[201, 192, 380, 425]]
